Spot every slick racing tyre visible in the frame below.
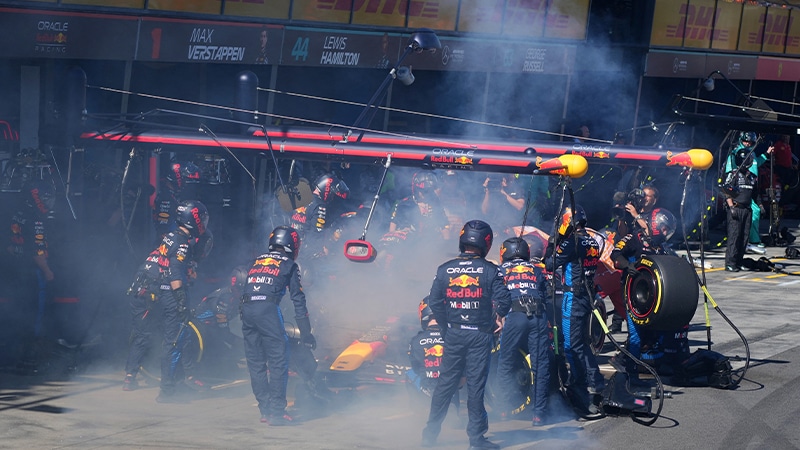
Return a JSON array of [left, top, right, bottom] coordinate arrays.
[[140, 320, 204, 382], [486, 338, 532, 417], [625, 255, 699, 331]]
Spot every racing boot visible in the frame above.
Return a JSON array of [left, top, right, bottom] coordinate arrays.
[[264, 412, 295, 426], [421, 426, 439, 448], [184, 375, 210, 392], [123, 374, 139, 391], [468, 435, 500, 450]]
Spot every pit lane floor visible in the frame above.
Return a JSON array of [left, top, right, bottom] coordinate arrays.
[[2, 225, 800, 449]]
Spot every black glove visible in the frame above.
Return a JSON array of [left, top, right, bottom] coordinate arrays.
[[302, 334, 316, 351], [173, 286, 190, 323], [626, 264, 638, 278], [296, 316, 316, 350]]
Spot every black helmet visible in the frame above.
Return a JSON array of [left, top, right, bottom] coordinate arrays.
[[25, 181, 56, 215], [313, 173, 349, 203], [737, 131, 757, 147], [650, 208, 677, 242], [181, 161, 202, 184], [557, 204, 587, 236], [166, 162, 184, 191], [525, 236, 545, 260], [269, 225, 301, 259], [459, 220, 493, 257], [419, 297, 435, 331], [230, 265, 249, 291], [176, 200, 209, 237], [412, 171, 438, 200], [500, 237, 530, 262]]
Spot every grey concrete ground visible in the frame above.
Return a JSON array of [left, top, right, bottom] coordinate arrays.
[[2, 221, 800, 450]]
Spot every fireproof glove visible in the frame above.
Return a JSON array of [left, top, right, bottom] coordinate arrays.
[[302, 334, 317, 351], [544, 239, 555, 260], [173, 286, 190, 323], [626, 264, 639, 278], [296, 316, 316, 350]]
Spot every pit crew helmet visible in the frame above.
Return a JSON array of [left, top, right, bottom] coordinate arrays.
[[419, 297, 436, 331], [411, 171, 438, 201], [459, 220, 493, 257], [313, 173, 350, 203], [500, 237, 530, 262], [176, 200, 209, 238], [269, 225, 301, 260], [526, 236, 545, 260], [230, 265, 249, 291], [165, 162, 184, 192], [650, 208, 677, 242], [557, 204, 587, 236], [25, 180, 56, 215], [737, 131, 757, 147]]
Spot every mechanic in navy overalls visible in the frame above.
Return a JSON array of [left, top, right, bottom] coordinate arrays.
[[422, 220, 510, 450]]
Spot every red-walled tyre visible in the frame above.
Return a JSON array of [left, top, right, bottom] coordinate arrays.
[[624, 255, 699, 331]]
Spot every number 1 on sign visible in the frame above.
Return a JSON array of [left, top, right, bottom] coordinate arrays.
[[292, 37, 309, 62]]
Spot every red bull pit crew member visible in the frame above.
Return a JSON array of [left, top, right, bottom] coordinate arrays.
[[5, 180, 56, 372], [123, 200, 210, 401], [408, 297, 446, 397], [421, 220, 511, 450], [242, 226, 315, 426], [496, 237, 550, 426]]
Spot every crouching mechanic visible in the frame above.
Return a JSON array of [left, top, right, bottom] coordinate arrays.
[[611, 203, 682, 381], [422, 220, 510, 450], [187, 265, 249, 376], [407, 297, 446, 398], [496, 237, 550, 426], [242, 226, 316, 426]]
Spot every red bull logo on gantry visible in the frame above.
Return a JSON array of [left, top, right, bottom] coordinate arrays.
[[665, 149, 713, 170]]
